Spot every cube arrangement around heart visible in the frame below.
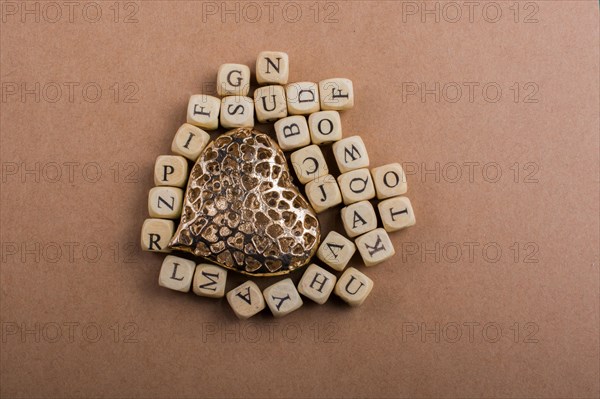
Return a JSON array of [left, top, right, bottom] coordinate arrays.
[[140, 51, 417, 318]]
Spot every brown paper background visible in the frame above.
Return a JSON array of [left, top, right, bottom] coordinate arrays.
[[1, 1, 598, 398]]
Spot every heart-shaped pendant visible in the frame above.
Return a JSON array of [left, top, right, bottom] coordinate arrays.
[[169, 127, 321, 276]]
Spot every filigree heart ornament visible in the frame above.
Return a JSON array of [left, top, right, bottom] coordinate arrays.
[[169, 127, 321, 276]]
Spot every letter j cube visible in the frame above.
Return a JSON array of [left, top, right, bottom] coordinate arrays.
[[305, 174, 343, 213]]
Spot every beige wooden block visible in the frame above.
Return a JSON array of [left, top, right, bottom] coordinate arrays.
[[263, 278, 303, 317], [220, 96, 254, 128], [308, 110, 342, 144], [158, 255, 195, 292], [319, 78, 354, 110], [337, 168, 376, 205], [154, 155, 188, 188], [286, 82, 320, 115], [216, 63, 250, 96], [341, 200, 377, 238], [332, 136, 369, 173], [256, 51, 289, 85], [372, 163, 408, 199], [378, 196, 416, 232], [141, 218, 174, 252], [334, 267, 373, 306], [187, 94, 221, 130], [297, 264, 337, 304], [192, 263, 227, 298], [226, 281, 265, 320], [355, 228, 395, 267], [171, 123, 210, 162], [148, 186, 184, 219], [254, 85, 288, 122], [317, 231, 356, 271], [290, 144, 329, 184], [274, 115, 310, 151], [305, 174, 342, 213]]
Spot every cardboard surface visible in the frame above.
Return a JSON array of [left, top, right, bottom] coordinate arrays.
[[1, 1, 598, 397]]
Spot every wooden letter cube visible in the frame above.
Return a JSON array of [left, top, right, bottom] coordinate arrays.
[[319, 78, 354, 110], [226, 281, 265, 320], [192, 263, 227, 298], [148, 186, 183, 219], [334, 267, 373, 306], [286, 82, 320, 115], [158, 255, 195, 292], [305, 174, 342, 213], [340, 200, 377, 238], [217, 63, 250, 96], [171, 123, 210, 161], [274, 115, 310, 151], [187, 94, 221, 130], [154, 155, 188, 188], [337, 168, 376, 205], [317, 231, 356, 271], [256, 51, 289, 85], [355, 228, 395, 267], [372, 163, 408, 199], [254, 85, 288, 122], [220, 96, 254, 128], [378, 196, 416, 232], [298, 264, 337, 304], [308, 110, 342, 144], [332, 136, 369, 173], [290, 145, 329, 184], [141, 218, 174, 252], [263, 278, 303, 317]]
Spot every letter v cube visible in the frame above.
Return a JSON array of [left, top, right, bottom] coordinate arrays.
[[227, 281, 265, 320], [317, 231, 356, 271]]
